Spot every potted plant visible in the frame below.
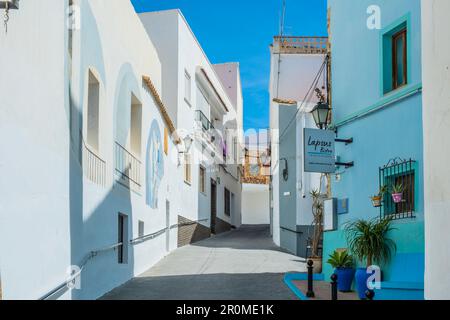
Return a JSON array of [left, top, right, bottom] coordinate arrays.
[[391, 183, 404, 203], [309, 189, 325, 273], [327, 249, 355, 292], [344, 217, 396, 299], [370, 186, 387, 207]]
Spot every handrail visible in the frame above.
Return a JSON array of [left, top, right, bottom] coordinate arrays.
[[39, 241, 123, 300], [115, 141, 142, 165], [130, 219, 209, 245]]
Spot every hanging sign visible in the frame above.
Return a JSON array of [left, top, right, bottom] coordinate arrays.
[[304, 128, 335, 173]]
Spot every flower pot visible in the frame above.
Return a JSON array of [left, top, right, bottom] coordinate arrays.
[[335, 268, 355, 292], [371, 196, 382, 207], [355, 267, 370, 299], [392, 193, 403, 203], [309, 257, 322, 274]]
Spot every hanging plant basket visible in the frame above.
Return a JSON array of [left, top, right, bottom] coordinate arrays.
[[371, 196, 382, 208], [392, 193, 403, 203]]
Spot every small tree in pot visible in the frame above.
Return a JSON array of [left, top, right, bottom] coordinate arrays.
[[309, 189, 324, 273], [344, 217, 396, 299], [327, 249, 355, 292]]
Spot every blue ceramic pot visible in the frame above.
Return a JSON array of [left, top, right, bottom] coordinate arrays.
[[355, 267, 370, 299], [335, 268, 355, 292]]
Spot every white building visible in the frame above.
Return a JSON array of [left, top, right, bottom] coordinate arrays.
[[269, 36, 327, 257], [139, 10, 243, 234], [421, 0, 450, 300], [0, 1, 242, 300]]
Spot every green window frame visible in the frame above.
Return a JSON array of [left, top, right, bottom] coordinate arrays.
[[380, 14, 411, 95]]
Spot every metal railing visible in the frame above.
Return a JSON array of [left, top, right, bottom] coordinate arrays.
[[115, 142, 141, 188], [80, 131, 106, 186], [130, 219, 209, 245], [195, 110, 214, 132], [273, 36, 328, 54], [39, 242, 123, 300]]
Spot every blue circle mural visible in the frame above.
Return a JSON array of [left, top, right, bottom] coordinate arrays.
[[146, 120, 164, 209]]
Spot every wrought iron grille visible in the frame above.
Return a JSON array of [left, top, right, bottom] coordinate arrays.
[[379, 158, 416, 220], [115, 142, 141, 189]]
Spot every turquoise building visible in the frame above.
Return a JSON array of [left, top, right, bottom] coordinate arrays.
[[324, 0, 424, 299]]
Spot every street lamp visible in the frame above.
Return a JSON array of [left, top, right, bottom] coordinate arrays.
[[183, 135, 193, 154], [310, 102, 331, 130]]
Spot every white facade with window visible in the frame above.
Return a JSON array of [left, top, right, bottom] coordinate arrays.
[[140, 9, 243, 232]]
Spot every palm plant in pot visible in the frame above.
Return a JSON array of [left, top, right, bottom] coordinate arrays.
[[391, 183, 404, 203], [327, 250, 355, 292], [370, 185, 387, 208], [344, 217, 396, 299]]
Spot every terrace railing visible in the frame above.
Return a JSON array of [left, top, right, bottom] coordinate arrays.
[[195, 110, 214, 132], [273, 36, 328, 54], [115, 142, 141, 189]]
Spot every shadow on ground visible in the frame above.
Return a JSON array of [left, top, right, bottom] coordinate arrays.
[[101, 272, 299, 300]]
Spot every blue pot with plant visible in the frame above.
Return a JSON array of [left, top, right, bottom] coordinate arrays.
[[327, 249, 355, 292], [344, 217, 397, 300]]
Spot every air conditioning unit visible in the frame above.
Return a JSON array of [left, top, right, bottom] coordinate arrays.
[[0, 0, 19, 9]]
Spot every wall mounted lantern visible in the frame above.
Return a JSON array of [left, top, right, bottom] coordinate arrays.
[[310, 102, 331, 130], [1, 0, 19, 33]]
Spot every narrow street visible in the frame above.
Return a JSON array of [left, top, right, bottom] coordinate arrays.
[[102, 225, 305, 300]]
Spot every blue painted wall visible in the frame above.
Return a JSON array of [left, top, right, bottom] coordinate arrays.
[[324, 0, 424, 284]]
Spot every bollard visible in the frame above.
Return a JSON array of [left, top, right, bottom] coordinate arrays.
[[365, 290, 375, 300], [306, 259, 315, 298], [330, 273, 338, 300]]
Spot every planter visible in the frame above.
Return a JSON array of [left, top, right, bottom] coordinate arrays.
[[309, 257, 323, 274], [335, 268, 355, 292], [371, 196, 382, 207], [355, 267, 370, 299], [392, 193, 403, 203]]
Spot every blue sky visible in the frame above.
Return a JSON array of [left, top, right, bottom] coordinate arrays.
[[132, 0, 327, 130]]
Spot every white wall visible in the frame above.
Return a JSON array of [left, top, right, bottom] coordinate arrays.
[[268, 45, 327, 247], [0, 0, 71, 300], [242, 184, 270, 225], [422, 0, 450, 300]]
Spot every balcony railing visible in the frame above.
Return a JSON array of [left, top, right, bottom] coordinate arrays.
[[195, 110, 214, 132], [115, 142, 141, 189], [80, 131, 106, 186], [273, 36, 328, 54]]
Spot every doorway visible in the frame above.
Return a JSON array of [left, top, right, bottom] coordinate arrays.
[[118, 213, 128, 264], [210, 179, 217, 234], [166, 200, 170, 252]]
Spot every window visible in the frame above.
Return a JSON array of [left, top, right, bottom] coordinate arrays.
[[184, 153, 192, 184], [381, 18, 408, 94], [199, 166, 206, 193], [130, 94, 142, 158], [380, 159, 416, 220], [224, 188, 231, 216], [138, 220, 145, 238], [233, 137, 238, 164], [164, 127, 169, 155], [118, 213, 128, 264], [184, 70, 191, 105], [392, 29, 407, 90], [87, 70, 100, 151]]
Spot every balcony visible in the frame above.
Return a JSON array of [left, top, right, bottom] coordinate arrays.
[[195, 110, 214, 132], [273, 36, 328, 54], [80, 131, 106, 186], [115, 142, 141, 190]]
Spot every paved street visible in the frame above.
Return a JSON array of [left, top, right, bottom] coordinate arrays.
[[102, 225, 306, 300]]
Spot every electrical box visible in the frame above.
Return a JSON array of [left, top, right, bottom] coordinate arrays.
[[0, 0, 19, 9], [324, 198, 337, 231]]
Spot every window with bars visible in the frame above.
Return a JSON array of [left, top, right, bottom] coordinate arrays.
[[379, 158, 416, 220], [199, 166, 206, 193], [224, 188, 231, 216]]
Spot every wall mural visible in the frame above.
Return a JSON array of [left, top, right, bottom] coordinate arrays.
[[146, 120, 164, 209]]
